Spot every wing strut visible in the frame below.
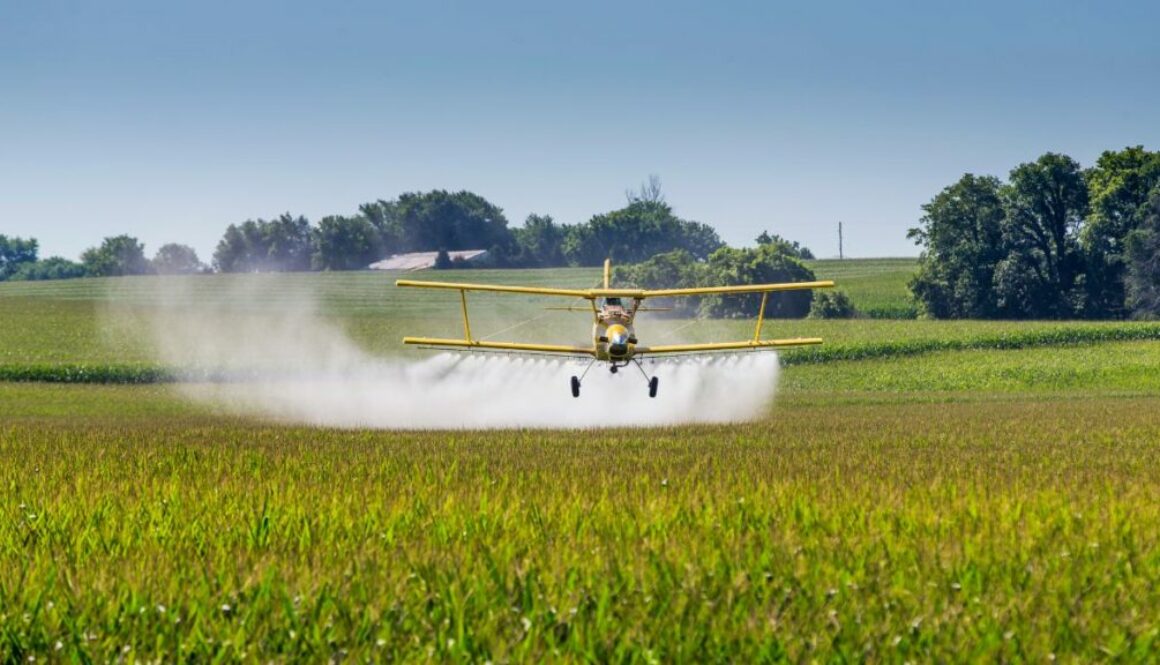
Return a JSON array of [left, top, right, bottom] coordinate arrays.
[[402, 284, 593, 357], [459, 289, 473, 342], [754, 292, 768, 342]]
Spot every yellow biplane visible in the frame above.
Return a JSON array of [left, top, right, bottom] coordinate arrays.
[[397, 259, 834, 398]]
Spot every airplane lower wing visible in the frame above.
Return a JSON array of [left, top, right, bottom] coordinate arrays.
[[637, 337, 823, 356], [402, 336, 596, 358]]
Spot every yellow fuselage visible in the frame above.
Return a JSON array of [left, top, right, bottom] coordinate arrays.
[[593, 303, 637, 362]]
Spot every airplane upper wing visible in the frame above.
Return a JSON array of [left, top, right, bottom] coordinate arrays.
[[395, 279, 836, 300], [639, 280, 835, 298], [395, 279, 592, 298]]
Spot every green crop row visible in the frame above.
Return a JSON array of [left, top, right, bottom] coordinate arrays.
[[0, 365, 255, 384], [2, 322, 1157, 384], [0, 365, 295, 384], [0, 363, 173, 384], [780, 323, 1160, 365], [781, 339, 1160, 395], [860, 303, 920, 319], [3, 391, 1160, 661]]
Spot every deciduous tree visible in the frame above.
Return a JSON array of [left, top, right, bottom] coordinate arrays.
[[513, 214, 568, 267], [213, 214, 313, 272], [312, 215, 382, 271], [9, 256, 86, 281], [152, 243, 204, 274], [997, 153, 1088, 318], [1125, 188, 1160, 318], [612, 249, 702, 316], [0, 235, 38, 280], [81, 235, 152, 277], [907, 174, 1006, 318], [699, 244, 817, 318], [756, 231, 815, 260], [1082, 146, 1160, 316], [563, 200, 723, 266]]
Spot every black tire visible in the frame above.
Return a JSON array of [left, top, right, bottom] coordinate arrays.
[[571, 376, 581, 398], [649, 376, 659, 398]]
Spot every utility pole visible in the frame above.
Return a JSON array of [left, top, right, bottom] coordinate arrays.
[[838, 221, 844, 260]]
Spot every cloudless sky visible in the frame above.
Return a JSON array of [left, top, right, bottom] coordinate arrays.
[[2, 0, 1158, 262]]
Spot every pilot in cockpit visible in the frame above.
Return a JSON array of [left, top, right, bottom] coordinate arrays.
[[601, 296, 626, 321]]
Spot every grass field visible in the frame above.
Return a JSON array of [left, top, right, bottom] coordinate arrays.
[[3, 263, 1160, 661], [806, 257, 918, 318]]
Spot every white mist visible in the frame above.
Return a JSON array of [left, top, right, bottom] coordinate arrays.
[[134, 280, 779, 429]]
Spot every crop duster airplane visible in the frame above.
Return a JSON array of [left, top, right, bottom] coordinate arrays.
[[397, 259, 834, 398]]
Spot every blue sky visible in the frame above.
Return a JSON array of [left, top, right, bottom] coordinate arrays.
[[2, 0, 1158, 262]]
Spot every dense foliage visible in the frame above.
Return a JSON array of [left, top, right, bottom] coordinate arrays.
[[907, 175, 1006, 318], [700, 245, 817, 318], [998, 153, 1089, 317], [8, 256, 86, 281], [1125, 189, 1160, 318], [213, 214, 315, 272], [755, 230, 815, 260], [360, 190, 515, 259], [312, 215, 383, 271], [210, 185, 726, 272], [80, 235, 153, 277], [0, 235, 38, 280], [613, 245, 817, 318], [613, 250, 703, 316], [1, 235, 204, 281], [560, 200, 723, 266], [151, 243, 205, 275], [808, 290, 857, 319], [1084, 147, 1160, 315], [910, 147, 1160, 319], [510, 214, 567, 268]]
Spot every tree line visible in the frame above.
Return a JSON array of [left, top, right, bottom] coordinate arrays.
[[909, 146, 1160, 319], [0, 179, 741, 280], [0, 178, 838, 318], [211, 185, 727, 272], [8, 153, 1160, 320], [0, 235, 205, 281]]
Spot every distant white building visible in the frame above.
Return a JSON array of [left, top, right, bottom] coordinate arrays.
[[368, 250, 489, 271]]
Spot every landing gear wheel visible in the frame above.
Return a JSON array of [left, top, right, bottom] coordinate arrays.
[[648, 376, 659, 398], [570, 376, 581, 398], [610, 365, 618, 374]]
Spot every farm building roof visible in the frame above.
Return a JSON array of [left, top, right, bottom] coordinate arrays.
[[368, 250, 488, 271]]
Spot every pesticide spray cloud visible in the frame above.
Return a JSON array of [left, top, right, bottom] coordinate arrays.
[[131, 279, 779, 429]]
